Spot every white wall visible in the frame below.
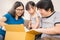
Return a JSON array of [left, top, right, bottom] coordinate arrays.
[[0, 0, 60, 19], [52, 0, 60, 12]]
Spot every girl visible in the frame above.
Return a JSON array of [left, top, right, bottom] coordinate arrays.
[[25, 1, 40, 29]]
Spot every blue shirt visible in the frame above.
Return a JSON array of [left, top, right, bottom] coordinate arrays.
[[4, 13, 24, 24]]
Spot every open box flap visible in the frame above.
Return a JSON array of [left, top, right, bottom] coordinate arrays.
[[27, 30, 41, 35], [4, 24, 25, 32]]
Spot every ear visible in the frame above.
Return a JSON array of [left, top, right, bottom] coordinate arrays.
[[48, 8, 51, 12], [33, 6, 36, 12], [34, 6, 36, 9]]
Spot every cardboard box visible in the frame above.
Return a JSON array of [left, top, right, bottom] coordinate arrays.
[[5, 24, 41, 40]]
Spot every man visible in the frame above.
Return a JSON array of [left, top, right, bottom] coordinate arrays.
[[33, 0, 60, 40]]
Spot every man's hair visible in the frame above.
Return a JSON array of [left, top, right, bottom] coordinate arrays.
[[36, 0, 54, 12]]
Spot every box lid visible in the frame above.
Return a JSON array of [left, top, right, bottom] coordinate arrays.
[[4, 24, 25, 32]]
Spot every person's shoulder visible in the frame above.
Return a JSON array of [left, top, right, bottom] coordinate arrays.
[[20, 17, 24, 20], [55, 11, 60, 14], [20, 17, 24, 24], [33, 13, 38, 17], [4, 12, 11, 16], [55, 11, 60, 16], [4, 12, 11, 19]]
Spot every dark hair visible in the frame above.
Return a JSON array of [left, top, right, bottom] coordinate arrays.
[[8, 1, 24, 18], [26, 1, 35, 10], [36, 0, 54, 12]]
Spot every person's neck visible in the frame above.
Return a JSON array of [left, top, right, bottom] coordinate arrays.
[[15, 15, 18, 20], [30, 12, 36, 17]]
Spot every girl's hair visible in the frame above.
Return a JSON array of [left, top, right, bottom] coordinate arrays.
[[26, 1, 35, 10]]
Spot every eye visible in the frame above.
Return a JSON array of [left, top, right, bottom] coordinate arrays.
[[16, 9, 24, 11]]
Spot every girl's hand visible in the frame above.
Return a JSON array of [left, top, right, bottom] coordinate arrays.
[[28, 21, 32, 29]]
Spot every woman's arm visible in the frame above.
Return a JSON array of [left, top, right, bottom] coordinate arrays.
[[0, 17, 7, 26]]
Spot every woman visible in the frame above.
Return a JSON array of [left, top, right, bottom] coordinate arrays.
[[0, 1, 24, 40]]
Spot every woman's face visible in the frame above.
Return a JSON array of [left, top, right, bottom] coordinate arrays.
[[15, 6, 24, 17]]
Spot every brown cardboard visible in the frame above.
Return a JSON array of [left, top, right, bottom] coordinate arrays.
[[4, 24, 41, 40]]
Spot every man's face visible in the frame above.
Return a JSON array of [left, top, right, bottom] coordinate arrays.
[[38, 9, 49, 17]]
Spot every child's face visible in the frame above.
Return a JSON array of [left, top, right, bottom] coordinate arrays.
[[28, 5, 36, 15], [38, 8, 51, 17]]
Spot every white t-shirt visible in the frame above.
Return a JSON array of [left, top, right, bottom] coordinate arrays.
[[30, 13, 41, 28], [41, 11, 60, 38]]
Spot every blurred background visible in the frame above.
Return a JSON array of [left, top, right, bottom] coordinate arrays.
[[0, 0, 60, 20]]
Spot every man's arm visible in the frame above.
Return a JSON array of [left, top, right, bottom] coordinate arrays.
[[32, 24, 60, 34]]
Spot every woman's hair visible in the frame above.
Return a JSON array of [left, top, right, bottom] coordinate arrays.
[[25, 1, 35, 10], [8, 1, 24, 18], [36, 0, 54, 12]]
